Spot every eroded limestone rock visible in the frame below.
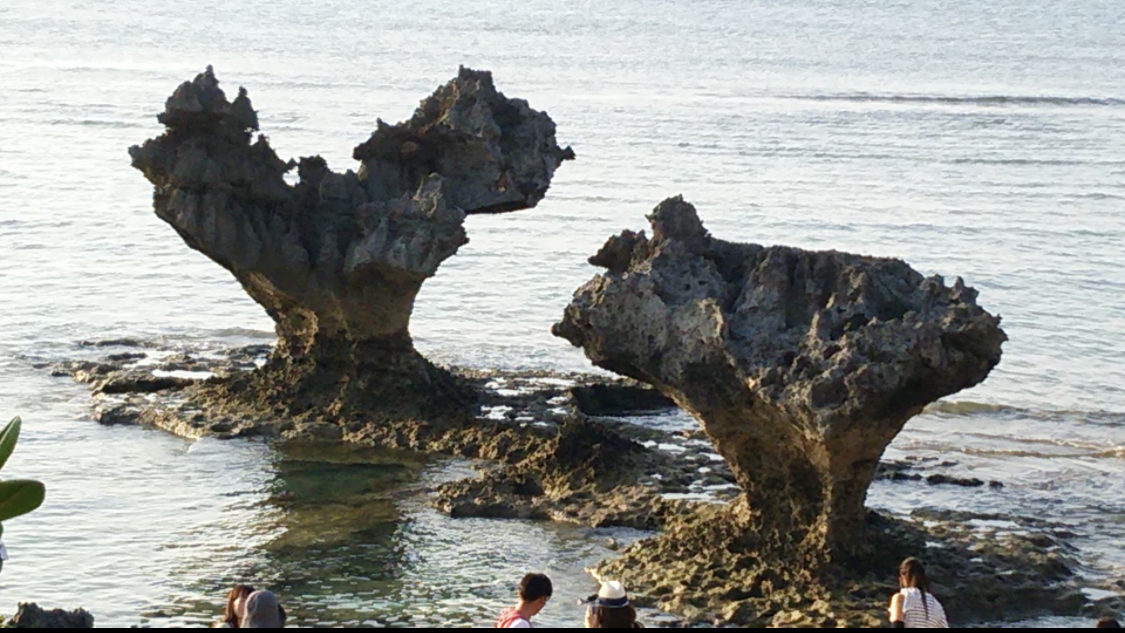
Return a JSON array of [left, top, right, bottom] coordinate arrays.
[[555, 196, 1006, 558], [130, 67, 572, 422]]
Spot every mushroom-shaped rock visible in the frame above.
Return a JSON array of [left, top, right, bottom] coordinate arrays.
[[554, 197, 1006, 557], [130, 67, 572, 421]]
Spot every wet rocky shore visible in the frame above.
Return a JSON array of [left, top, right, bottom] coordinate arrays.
[[39, 340, 1113, 627]]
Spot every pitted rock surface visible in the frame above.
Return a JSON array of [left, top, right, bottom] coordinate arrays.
[[130, 66, 572, 422], [555, 196, 1006, 555]]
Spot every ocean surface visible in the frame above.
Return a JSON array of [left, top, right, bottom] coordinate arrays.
[[1, 0, 1124, 627]]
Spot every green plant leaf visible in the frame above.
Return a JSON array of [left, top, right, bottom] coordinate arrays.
[[0, 480, 45, 522], [0, 418, 21, 472]]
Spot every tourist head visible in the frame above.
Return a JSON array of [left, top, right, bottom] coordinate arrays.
[[583, 580, 639, 629], [1096, 618, 1121, 628], [224, 584, 255, 626], [898, 557, 932, 592], [518, 573, 554, 616], [241, 590, 283, 628]]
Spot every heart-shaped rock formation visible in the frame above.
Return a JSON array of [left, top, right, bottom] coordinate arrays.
[[130, 67, 573, 423]]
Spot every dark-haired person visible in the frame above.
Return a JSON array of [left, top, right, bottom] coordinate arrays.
[[1097, 618, 1122, 628], [583, 581, 643, 629], [495, 573, 553, 628], [241, 589, 286, 628], [215, 584, 255, 628], [888, 558, 949, 628]]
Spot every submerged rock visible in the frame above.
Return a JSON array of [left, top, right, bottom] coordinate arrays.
[[6, 603, 94, 628], [925, 473, 985, 488], [130, 66, 573, 425]]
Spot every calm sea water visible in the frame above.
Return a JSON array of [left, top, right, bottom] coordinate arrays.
[[1, 0, 1124, 626]]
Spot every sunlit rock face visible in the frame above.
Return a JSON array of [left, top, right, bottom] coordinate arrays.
[[131, 66, 573, 421], [555, 196, 1005, 555]]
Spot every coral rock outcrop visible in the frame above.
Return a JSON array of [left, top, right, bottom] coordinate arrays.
[[555, 196, 1006, 559], [6, 603, 94, 628], [130, 67, 572, 422]]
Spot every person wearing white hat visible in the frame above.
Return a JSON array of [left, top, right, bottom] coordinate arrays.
[[582, 581, 643, 628]]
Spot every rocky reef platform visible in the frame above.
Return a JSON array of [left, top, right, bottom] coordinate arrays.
[[44, 339, 1098, 627], [49, 343, 715, 530]]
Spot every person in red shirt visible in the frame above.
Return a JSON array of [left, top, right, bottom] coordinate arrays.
[[495, 573, 553, 628]]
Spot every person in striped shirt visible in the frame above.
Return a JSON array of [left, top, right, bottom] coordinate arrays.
[[888, 557, 949, 628]]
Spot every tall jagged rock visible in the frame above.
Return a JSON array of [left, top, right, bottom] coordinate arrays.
[[554, 197, 1006, 559], [130, 67, 573, 421]]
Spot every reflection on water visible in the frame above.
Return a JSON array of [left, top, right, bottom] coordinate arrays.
[[138, 441, 644, 628], [181, 443, 424, 628]]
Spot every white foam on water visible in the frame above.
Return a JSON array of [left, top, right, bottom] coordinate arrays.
[[151, 369, 215, 380]]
